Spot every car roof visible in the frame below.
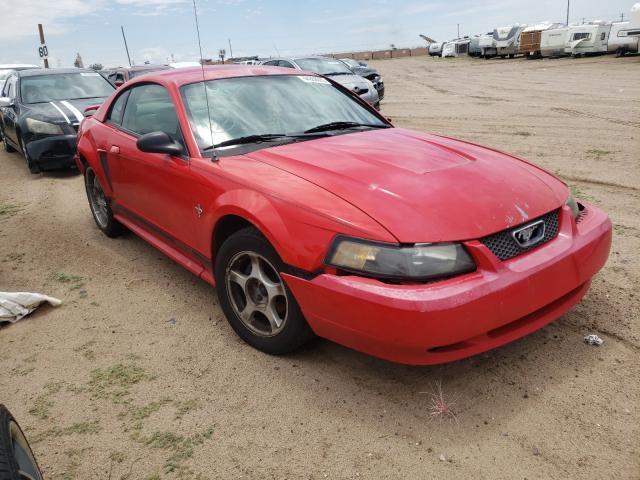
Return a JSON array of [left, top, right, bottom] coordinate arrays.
[[124, 64, 171, 72], [125, 64, 320, 88], [17, 68, 100, 77]]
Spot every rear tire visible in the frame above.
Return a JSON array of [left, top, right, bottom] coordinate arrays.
[[215, 227, 314, 355], [84, 166, 125, 238], [0, 405, 43, 480]]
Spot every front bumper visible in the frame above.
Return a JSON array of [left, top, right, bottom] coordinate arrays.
[[25, 134, 78, 170], [284, 204, 612, 365], [359, 89, 380, 107]]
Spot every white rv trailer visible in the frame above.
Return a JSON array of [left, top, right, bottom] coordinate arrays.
[[607, 21, 639, 55], [540, 26, 570, 57], [519, 22, 565, 57], [468, 35, 482, 56], [442, 38, 470, 57], [564, 22, 611, 56], [494, 24, 527, 57], [428, 42, 445, 56], [480, 25, 526, 58], [478, 32, 496, 58]]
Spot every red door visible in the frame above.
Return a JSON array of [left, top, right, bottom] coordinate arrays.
[[105, 83, 199, 261]]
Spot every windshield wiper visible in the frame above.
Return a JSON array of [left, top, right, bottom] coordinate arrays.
[[325, 72, 351, 76], [203, 132, 330, 151], [210, 134, 289, 149], [303, 121, 390, 134]]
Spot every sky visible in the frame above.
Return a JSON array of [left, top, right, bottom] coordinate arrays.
[[0, 0, 635, 67]]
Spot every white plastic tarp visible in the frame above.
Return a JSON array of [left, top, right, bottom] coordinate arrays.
[[0, 292, 62, 323]]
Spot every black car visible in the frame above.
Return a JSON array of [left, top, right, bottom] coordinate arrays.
[[0, 68, 115, 173], [339, 58, 385, 100]]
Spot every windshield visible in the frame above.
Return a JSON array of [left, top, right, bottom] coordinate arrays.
[[20, 72, 114, 104], [181, 75, 386, 150], [294, 58, 353, 75]]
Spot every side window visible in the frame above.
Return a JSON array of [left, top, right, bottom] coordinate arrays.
[[107, 90, 130, 125], [121, 84, 180, 138], [4, 76, 17, 99], [262, 60, 279, 66], [116, 73, 125, 84], [600, 32, 606, 41], [278, 61, 295, 68]]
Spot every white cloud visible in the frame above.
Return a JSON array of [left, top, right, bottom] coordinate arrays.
[[0, 0, 105, 40]]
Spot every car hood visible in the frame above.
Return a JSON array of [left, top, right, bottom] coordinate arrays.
[[326, 73, 371, 89], [22, 97, 109, 125], [353, 66, 379, 78], [245, 128, 567, 243]]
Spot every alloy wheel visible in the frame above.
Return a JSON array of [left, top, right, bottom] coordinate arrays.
[[225, 251, 288, 337], [87, 173, 109, 229]]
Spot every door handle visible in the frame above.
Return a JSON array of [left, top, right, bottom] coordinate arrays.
[[109, 145, 120, 154]]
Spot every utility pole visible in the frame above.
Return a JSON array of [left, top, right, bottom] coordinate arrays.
[[121, 25, 132, 67], [457, 23, 460, 38], [228, 38, 233, 59], [566, 0, 570, 25], [620, 13, 625, 21], [37, 24, 49, 69]]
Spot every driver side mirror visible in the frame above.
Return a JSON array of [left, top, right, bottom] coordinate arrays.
[[137, 131, 184, 156], [0, 97, 14, 108]]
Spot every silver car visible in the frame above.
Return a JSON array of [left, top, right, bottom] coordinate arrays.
[[260, 56, 380, 109]]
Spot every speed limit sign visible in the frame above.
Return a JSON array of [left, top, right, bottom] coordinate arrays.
[[38, 44, 49, 59]]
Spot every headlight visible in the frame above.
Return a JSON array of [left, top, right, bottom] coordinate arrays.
[[25, 118, 64, 135], [565, 192, 580, 219], [325, 236, 476, 281]]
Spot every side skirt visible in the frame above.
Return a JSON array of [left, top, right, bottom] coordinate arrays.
[[113, 206, 215, 287]]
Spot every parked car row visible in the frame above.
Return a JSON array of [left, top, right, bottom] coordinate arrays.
[[429, 7, 640, 59], [260, 56, 384, 108]]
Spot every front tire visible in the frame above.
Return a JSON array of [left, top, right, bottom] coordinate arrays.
[[0, 405, 43, 480], [19, 136, 40, 174], [84, 166, 124, 238], [1, 131, 15, 153], [215, 227, 314, 355]]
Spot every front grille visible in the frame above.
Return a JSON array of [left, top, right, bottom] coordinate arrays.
[[480, 209, 560, 261]]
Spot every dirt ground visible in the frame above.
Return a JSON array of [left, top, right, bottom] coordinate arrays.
[[1, 54, 639, 480]]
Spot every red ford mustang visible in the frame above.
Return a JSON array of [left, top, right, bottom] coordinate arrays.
[[76, 66, 612, 365]]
